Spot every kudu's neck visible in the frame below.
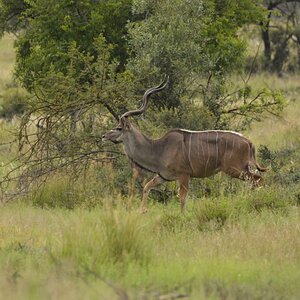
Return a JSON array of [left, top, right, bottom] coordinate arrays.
[[122, 125, 160, 173]]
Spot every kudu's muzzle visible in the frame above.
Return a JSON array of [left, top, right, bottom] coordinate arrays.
[[102, 131, 122, 144]]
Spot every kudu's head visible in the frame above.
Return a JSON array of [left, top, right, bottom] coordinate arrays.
[[102, 77, 169, 144]]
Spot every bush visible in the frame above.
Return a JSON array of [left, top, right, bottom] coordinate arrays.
[[247, 187, 293, 213], [193, 198, 235, 231], [0, 83, 27, 119], [189, 175, 243, 199], [31, 176, 82, 209], [203, 279, 282, 300], [30, 174, 105, 209], [192, 186, 293, 232], [258, 143, 300, 186], [154, 100, 215, 131], [156, 209, 194, 234]]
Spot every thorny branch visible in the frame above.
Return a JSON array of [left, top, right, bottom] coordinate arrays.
[[0, 91, 124, 199]]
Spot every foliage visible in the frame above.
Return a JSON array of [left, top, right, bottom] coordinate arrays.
[[0, 4, 300, 298], [214, 83, 286, 130], [259, 141, 300, 186], [194, 198, 234, 231], [129, 0, 263, 99], [99, 209, 152, 264], [193, 186, 293, 231], [1, 36, 137, 194], [0, 0, 29, 36], [0, 1, 141, 192], [54, 207, 152, 267], [260, 0, 300, 72], [31, 175, 82, 209], [0, 2, 287, 194], [154, 98, 215, 130], [128, 0, 283, 130], [0, 0, 135, 88], [0, 82, 28, 119]]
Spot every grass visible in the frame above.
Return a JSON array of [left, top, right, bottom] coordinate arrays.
[[0, 35, 300, 299], [245, 73, 300, 148], [0, 34, 15, 90], [0, 200, 299, 299]]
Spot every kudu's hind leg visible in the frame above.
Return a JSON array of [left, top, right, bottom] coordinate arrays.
[[178, 175, 190, 213], [247, 169, 264, 187], [225, 165, 264, 187], [141, 175, 165, 213]]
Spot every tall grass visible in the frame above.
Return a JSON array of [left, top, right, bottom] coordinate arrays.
[[0, 34, 15, 90], [0, 199, 299, 299], [245, 73, 300, 148]]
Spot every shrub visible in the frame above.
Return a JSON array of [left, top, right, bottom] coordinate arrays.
[[193, 198, 235, 231], [31, 176, 81, 209], [0, 84, 27, 119], [156, 209, 194, 234], [258, 144, 300, 186], [154, 101, 215, 131], [247, 187, 293, 213], [203, 279, 282, 300], [30, 174, 105, 209]]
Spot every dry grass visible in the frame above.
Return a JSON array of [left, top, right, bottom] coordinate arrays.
[[0, 200, 299, 299], [196, 211, 300, 263], [244, 73, 300, 147], [0, 34, 15, 89]]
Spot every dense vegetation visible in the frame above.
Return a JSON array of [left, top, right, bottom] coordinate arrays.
[[0, 1, 299, 299], [0, 0, 287, 190]]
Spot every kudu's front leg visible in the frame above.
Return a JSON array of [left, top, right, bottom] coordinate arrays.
[[141, 175, 165, 213], [129, 165, 140, 198], [178, 175, 190, 213]]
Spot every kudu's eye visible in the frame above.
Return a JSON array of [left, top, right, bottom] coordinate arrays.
[[116, 127, 122, 131]]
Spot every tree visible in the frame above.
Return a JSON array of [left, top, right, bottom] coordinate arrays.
[[0, 0, 139, 193], [128, 0, 284, 130], [0, 0, 29, 35], [261, 0, 300, 72], [5, 0, 134, 90]]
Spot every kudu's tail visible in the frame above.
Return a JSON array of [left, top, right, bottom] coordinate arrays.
[[250, 143, 268, 172]]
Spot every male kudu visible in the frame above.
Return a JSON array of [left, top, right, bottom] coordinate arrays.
[[102, 78, 267, 213]]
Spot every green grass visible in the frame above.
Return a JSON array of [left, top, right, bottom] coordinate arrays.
[[245, 73, 300, 147], [0, 34, 15, 90], [0, 200, 299, 299]]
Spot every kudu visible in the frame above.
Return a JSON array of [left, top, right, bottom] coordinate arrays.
[[102, 77, 267, 213]]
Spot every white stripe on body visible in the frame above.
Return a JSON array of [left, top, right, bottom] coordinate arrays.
[[204, 132, 210, 176], [230, 137, 235, 159], [179, 129, 243, 137], [187, 133, 194, 173]]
